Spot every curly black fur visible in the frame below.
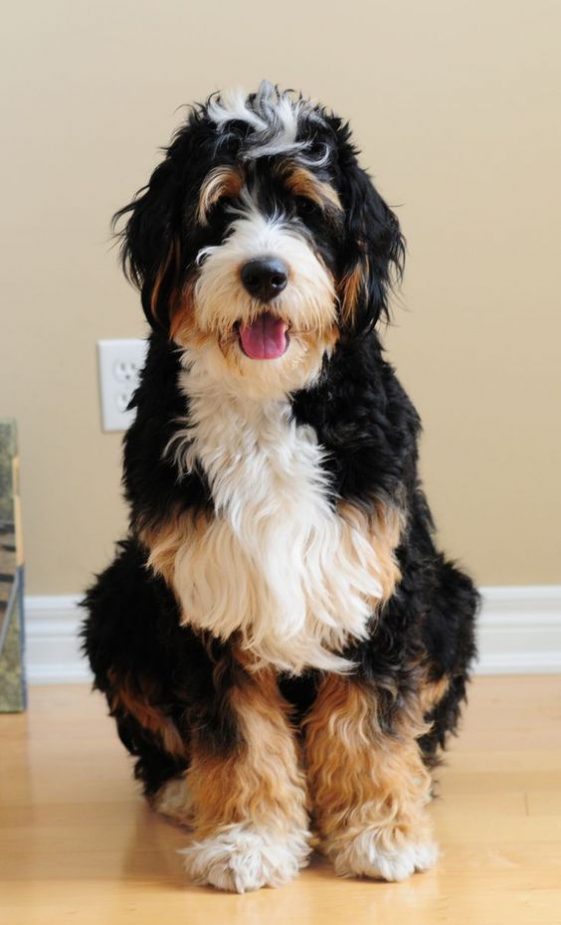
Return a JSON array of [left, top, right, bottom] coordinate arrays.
[[82, 85, 478, 799]]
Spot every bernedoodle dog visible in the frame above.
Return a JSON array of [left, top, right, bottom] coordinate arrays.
[[82, 81, 478, 893]]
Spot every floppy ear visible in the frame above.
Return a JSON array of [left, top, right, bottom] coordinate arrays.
[[338, 157, 405, 332], [113, 158, 183, 331]]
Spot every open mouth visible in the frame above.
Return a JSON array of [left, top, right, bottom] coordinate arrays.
[[237, 312, 289, 360]]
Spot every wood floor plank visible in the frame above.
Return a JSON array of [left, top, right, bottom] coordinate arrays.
[[1, 677, 560, 924]]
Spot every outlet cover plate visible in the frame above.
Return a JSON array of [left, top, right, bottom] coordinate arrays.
[[97, 338, 148, 432]]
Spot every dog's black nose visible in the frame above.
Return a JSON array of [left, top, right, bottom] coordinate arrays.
[[240, 257, 288, 302]]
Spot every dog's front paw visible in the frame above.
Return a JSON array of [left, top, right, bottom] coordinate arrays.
[[329, 829, 438, 882], [180, 823, 311, 892]]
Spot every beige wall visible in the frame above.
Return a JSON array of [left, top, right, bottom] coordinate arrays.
[[1, 0, 559, 594]]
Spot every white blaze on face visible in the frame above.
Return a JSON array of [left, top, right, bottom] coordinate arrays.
[[194, 194, 335, 337], [187, 191, 337, 398]]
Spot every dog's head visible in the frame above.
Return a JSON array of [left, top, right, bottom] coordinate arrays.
[[116, 81, 404, 397]]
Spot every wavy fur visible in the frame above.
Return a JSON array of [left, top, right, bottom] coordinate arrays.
[[82, 84, 478, 893]]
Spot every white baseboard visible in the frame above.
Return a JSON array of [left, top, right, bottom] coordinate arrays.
[[476, 585, 561, 674], [23, 586, 561, 685], [24, 595, 90, 684]]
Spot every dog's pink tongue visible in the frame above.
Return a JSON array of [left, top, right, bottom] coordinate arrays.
[[239, 313, 288, 360]]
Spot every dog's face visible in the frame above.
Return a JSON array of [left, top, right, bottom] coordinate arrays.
[[117, 82, 404, 398]]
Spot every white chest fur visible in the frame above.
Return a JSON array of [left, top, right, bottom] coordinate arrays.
[[164, 363, 389, 675]]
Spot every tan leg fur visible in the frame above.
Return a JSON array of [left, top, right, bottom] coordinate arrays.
[[304, 673, 438, 881]]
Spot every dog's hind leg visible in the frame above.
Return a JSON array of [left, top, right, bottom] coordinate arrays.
[[419, 557, 479, 763], [82, 539, 191, 798]]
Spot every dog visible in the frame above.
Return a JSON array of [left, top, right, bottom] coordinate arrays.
[[82, 81, 478, 893]]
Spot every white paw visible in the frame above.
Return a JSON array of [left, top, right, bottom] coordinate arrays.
[[179, 823, 311, 893], [332, 830, 439, 882]]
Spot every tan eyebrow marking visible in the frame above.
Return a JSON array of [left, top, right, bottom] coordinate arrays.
[[282, 164, 342, 213], [197, 165, 244, 224]]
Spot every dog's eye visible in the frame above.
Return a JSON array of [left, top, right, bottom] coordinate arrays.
[[294, 196, 319, 217], [199, 193, 237, 226]]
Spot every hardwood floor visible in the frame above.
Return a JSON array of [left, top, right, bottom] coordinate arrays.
[[1, 676, 560, 924]]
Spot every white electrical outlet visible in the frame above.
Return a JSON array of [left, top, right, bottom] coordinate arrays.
[[97, 339, 149, 432]]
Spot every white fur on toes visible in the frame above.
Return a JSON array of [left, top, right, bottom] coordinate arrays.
[[180, 823, 311, 893], [332, 831, 439, 882]]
